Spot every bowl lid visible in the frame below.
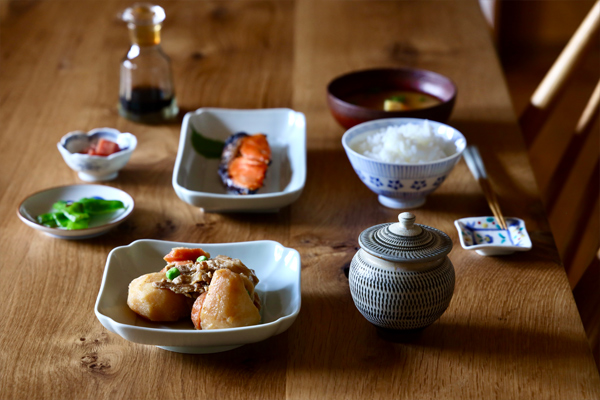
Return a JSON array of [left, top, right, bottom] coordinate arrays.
[[358, 212, 453, 263]]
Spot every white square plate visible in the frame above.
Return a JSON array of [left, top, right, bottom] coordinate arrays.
[[95, 239, 301, 354], [172, 108, 306, 212]]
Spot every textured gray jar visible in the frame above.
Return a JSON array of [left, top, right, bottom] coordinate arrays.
[[349, 212, 455, 330]]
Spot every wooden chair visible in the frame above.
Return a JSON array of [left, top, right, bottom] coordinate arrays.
[[478, 0, 501, 42], [517, 0, 600, 367], [518, 0, 600, 288]]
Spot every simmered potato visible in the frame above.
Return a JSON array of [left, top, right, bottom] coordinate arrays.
[[200, 269, 260, 330], [127, 272, 191, 322]]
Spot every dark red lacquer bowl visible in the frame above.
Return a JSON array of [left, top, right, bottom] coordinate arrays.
[[327, 68, 457, 129]]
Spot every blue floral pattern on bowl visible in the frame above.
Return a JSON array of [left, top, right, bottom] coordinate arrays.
[[410, 180, 427, 190], [387, 180, 403, 190], [432, 175, 446, 187], [454, 216, 532, 256], [369, 177, 384, 187], [360, 174, 447, 193]]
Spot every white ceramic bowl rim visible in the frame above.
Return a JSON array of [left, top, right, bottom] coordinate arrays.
[[341, 118, 466, 167]]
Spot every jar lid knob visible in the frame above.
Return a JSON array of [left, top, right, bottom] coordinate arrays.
[[400, 212, 415, 227], [389, 212, 423, 237]]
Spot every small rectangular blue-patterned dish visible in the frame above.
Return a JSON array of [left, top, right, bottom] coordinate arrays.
[[454, 216, 532, 256]]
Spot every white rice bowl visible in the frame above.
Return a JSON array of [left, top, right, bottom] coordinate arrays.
[[350, 120, 457, 163]]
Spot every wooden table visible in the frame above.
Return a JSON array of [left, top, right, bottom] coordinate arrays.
[[1, 1, 599, 399]]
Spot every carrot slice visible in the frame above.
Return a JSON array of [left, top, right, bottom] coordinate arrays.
[[163, 247, 210, 263]]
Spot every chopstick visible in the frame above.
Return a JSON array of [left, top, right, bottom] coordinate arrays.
[[463, 146, 508, 230]]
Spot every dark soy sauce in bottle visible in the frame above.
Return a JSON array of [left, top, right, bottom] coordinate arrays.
[[120, 86, 174, 116]]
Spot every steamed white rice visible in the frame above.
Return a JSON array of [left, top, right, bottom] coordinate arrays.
[[351, 121, 456, 163]]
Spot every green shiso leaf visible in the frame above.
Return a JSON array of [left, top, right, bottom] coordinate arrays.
[[190, 126, 225, 159]]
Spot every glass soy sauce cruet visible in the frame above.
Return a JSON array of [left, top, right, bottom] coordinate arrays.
[[119, 3, 178, 123]]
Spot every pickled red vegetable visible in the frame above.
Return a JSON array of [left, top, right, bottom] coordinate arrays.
[[93, 138, 121, 156], [81, 138, 121, 156]]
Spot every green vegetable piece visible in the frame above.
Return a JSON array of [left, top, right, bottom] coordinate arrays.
[[61, 202, 89, 222], [79, 198, 125, 214], [166, 267, 181, 280], [37, 197, 124, 231], [66, 219, 89, 230], [51, 200, 70, 211], [37, 213, 57, 227], [191, 126, 225, 159], [197, 255, 208, 262], [62, 211, 88, 222], [388, 95, 406, 103], [53, 212, 70, 228]]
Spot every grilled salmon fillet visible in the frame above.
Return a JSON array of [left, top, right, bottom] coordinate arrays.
[[218, 132, 271, 194]]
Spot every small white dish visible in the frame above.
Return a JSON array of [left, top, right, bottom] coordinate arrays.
[[94, 239, 302, 354], [172, 108, 306, 212], [454, 216, 532, 256], [58, 128, 137, 182], [17, 184, 134, 239]]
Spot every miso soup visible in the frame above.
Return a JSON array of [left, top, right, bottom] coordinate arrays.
[[344, 89, 441, 111]]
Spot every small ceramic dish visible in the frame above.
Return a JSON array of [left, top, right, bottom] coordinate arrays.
[[327, 67, 457, 129], [94, 239, 302, 354], [454, 216, 532, 256], [57, 128, 137, 182], [342, 118, 466, 209], [17, 184, 134, 239], [172, 108, 306, 212]]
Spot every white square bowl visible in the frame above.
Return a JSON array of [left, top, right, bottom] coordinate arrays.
[[94, 239, 301, 354], [172, 108, 306, 212]]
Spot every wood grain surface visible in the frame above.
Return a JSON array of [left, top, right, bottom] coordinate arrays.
[[1, 1, 598, 399]]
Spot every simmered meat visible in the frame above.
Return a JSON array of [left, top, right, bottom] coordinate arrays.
[[153, 255, 259, 300]]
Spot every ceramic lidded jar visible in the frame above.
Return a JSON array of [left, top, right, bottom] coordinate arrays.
[[349, 212, 455, 330]]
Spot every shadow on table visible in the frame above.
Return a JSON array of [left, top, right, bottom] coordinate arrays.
[[153, 329, 289, 397], [449, 118, 547, 217], [293, 291, 588, 359]]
